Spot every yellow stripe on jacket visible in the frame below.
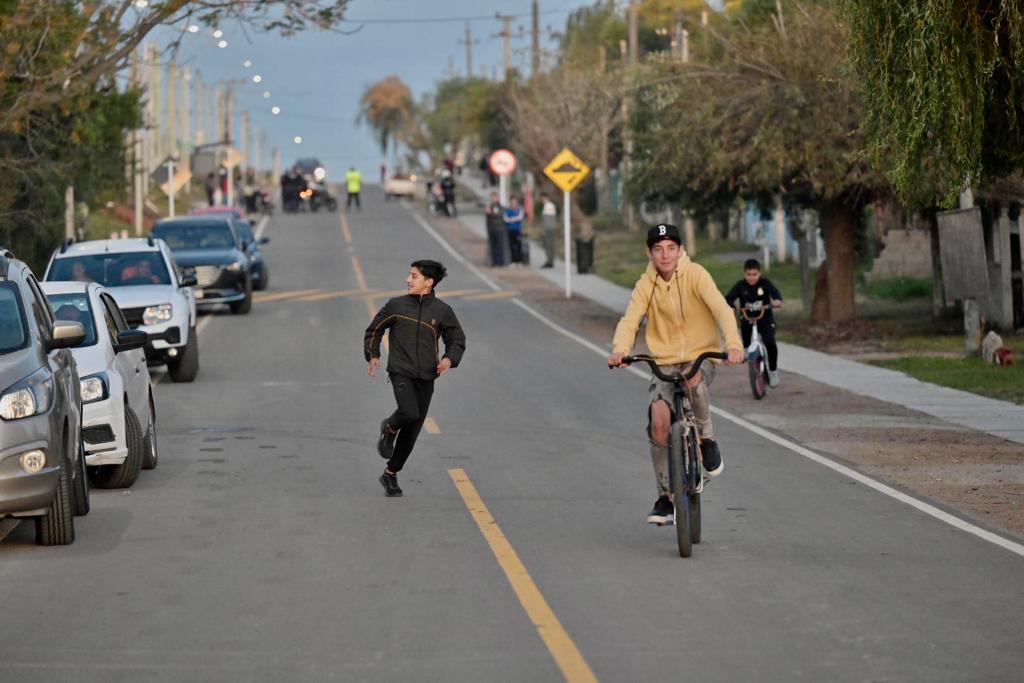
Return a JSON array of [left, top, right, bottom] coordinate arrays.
[[612, 254, 742, 365]]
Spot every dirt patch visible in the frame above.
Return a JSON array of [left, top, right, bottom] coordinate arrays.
[[423, 205, 1024, 541]]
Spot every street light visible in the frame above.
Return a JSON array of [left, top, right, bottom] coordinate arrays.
[[217, 40, 228, 49], [134, 0, 149, 8], [243, 60, 252, 68], [252, 75, 262, 84], [213, 29, 224, 38], [263, 91, 272, 99], [187, 24, 200, 34], [271, 106, 281, 115], [294, 136, 303, 145]]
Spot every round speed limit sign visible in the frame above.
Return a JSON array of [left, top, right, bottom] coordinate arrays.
[[488, 149, 517, 176]]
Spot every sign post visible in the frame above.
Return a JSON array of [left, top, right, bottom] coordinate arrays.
[[165, 158, 176, 217], [488, 149, 517, 208], [543, 147, 591, 298]]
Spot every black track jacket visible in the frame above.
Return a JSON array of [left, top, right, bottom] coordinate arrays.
[[364, 292, 466, 380]]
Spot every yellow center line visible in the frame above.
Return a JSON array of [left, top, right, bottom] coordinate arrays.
[[448, 469, 599, 683], [293, 289, 371, 302], [253, 289, 322, 303], [351, 254, 370, 293], [462, 290, 518, 301], [424, 417, 441, 434], [340, 212, 353, 244]]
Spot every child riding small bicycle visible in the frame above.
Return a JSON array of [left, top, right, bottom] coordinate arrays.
[[725, 259, 783, 387]]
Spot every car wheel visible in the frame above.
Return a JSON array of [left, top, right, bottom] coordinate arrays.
[[142, 398, 158, 470], [35, 452, 75, 546], [90, 405, 143, 489], [72, 437, 90, 516], [254, 267, 269, 291], [230, 278, 253, 315], [167, 327, 199, 383]]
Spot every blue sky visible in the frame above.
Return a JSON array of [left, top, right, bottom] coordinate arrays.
[[160, 0, 585, 180]]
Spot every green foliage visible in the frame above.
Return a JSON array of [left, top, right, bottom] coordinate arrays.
[[842, 0, 1024, 207], [863, 277, 933, 301], [871, 355, 1024, 404]]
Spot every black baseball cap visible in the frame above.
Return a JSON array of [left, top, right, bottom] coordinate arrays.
[[647, 224, 682, 248]]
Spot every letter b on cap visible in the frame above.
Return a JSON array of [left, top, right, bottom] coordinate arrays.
[[658, 225, 667, 236]]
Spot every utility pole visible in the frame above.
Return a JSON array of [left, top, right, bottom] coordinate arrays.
[[166, 60, 178, 164], [620, 39, 636, 230], [240, 110, 250, 172], [628, 1, 639, 66], [460, 21, 473, 78], [214, 83, 224, 143], [494, 14, 518, 81], [531, 0, 540, 77], [447, 55, 455, 79], [180, 66, 191, 194]]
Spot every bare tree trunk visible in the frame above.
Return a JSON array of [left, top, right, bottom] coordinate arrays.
[[924, 209, 947, 317], [819, 198, 858, 322], [810, 259, 830, 324]]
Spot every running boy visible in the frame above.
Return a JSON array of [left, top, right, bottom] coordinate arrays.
[[364, 260, 466, 497], [725, 258, 783, 387]]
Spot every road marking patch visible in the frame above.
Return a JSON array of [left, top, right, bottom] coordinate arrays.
[[340, 212, 353, 244], [253, 289, 322, 303], [448, 469, 599, 683], [424, 417, 440, 434], [462, 290, 518, 301]]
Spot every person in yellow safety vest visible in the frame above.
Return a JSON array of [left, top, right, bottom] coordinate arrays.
[[345, 167, 363, 211]]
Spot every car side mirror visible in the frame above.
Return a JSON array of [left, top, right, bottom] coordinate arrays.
[[180, 273, 198, 287], [259, 237, 270, 245], [114, 329, 148, 354], [47, 320, 85, 350]]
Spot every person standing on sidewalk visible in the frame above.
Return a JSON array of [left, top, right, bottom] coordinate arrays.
[[345, 166, 363, 210], [485, 192, 508, 266], [540, 193, 557, 268], [504, 195, 525, 266], [364, 260, 467, 497]]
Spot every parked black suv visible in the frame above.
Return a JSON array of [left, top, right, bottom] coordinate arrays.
[[0, 248, 89, 545], [151, 216, 253, 314]]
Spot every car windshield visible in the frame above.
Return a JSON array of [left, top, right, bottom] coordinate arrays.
[[49, 253, 171, 287], [0, 282, 29, 354], [152, 222, 236, 250], [46, 292, 98, 347]]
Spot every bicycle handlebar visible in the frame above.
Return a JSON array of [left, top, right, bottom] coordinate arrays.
[[610, 351, 729, 382]]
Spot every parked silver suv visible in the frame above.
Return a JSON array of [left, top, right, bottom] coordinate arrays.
[[0, 248, 89, 545]]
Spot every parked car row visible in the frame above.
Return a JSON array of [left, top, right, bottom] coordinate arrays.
[[1, 208, 270, 545]]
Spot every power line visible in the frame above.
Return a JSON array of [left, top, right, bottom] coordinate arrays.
[[339, 7, 572, 25]]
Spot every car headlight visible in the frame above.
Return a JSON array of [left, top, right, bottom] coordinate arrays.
[[0, 368, 54, 421], [143, 303, 173, 326], [80, 373, 109, 404], [226, 261, 245, 272]]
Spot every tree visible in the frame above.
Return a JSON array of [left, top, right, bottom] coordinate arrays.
[[357, 76, 415, 161], [842, 0, 1024, 206], [627, 2, 887, 322]]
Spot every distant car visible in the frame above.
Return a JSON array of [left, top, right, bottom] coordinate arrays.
[[151, 216, 253, 315], [0, 247, 87, 546], [384, 174, 419, 200], [234, 218, 271, 291], [44, 238, 200, 383], [43, 282, 156, 489]]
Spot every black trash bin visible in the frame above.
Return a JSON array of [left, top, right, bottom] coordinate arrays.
[[576, 237, 595, 274]]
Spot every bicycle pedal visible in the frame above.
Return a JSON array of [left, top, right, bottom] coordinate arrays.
[[695, 478, 705, 494]]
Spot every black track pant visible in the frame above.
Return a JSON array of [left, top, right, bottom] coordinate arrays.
[[385, 374, 435, 473], [741, 319, 778, 371], [347, 191, 361, 209]]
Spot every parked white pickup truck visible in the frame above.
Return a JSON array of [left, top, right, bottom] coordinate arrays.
[[383, 174, 420, 200]]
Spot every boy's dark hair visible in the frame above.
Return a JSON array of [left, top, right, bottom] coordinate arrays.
[[411, 259, 447, 288], [744, 258, 761, 271]]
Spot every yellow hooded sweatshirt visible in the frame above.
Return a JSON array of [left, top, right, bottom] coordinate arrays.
[[612, 254, 742, 365]]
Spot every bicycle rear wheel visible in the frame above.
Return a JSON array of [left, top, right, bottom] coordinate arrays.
[[749, 352, 767, 400], [688, 435, 702, 544], [669, 421, 692, 558]]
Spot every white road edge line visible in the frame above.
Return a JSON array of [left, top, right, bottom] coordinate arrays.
[[254, 214, 270, 240], [411, 206, 1024, 560]]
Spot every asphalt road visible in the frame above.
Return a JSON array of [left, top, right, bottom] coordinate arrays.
[[2, 187, 1022, 682]]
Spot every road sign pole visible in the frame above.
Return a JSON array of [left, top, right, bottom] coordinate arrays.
[[564, 189, 572, 298], [499, 173, 508, 208]]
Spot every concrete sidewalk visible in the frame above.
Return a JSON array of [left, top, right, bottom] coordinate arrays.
[[459, 176, 1024, 445]]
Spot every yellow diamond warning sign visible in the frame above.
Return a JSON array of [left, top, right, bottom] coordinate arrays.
[[543, 147, 591, 193]]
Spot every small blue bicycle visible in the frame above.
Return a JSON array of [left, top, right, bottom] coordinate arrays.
[[741, 302, 772, 400]]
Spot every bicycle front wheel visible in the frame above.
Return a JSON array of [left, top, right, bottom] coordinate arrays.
[[749, 352, 767, 400], [669, 421, 692, 558]]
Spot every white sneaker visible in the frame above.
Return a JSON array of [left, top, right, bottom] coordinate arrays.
[[768, 370, 780, 387]]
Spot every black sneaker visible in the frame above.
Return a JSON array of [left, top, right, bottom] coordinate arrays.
[[379, 472, 403, 497], [377, 420, 397, 460], [646, 495, 674, 525], [701, 439, 724, 478]]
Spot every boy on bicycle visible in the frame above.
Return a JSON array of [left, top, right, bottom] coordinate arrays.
[[726, 259, 783, 387], [607, 224, 743, 525]]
